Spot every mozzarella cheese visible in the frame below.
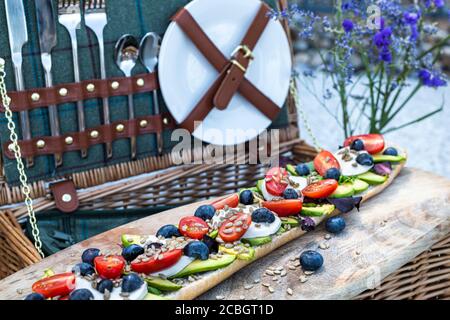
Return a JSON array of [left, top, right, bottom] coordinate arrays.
[[75, 276, 148, 300], [150, 256, 195, 278], [242, 215, 282, 239], [288, 176, 308, 191], [334, 147, 373, 176], [260, 180, 279, 201]]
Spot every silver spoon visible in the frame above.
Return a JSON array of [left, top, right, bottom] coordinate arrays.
[[139, 32, 163, 155], [115, 34, 139, 159]]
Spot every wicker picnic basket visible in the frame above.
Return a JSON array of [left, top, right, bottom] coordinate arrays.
[[0, 0, 449, 300]]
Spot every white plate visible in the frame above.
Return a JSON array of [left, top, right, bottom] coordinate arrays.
[[159, 0, 292, 145]]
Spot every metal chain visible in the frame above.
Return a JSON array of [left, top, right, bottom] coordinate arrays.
[[290, 77, 322, 152], [0, 58, 44, 258]]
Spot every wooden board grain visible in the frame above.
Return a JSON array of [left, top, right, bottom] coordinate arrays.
[[0, 168, 448, 300]]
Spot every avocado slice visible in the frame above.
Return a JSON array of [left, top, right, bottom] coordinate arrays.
[[353, 179, 369, 194], [256, 179, 265, 194], [357, 172, 387, 185], [329, 183, 354, 199], [208, 229, 219, 239], [147, 286, 163, 295], [281, 217, 300, 227], [286, 164, 298, 176], [241, 236, 272, 247], [121, 234, 144, 247], [301, 204, 335, 217], [144, 293, 169, 300], [171, 254, 236, 278], [219, 244, 256, 261], [144, 277, 182, 292], [373, 154, 406, 163]]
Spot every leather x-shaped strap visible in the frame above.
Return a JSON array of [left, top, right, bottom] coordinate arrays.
[[172, 4, 282, 132]]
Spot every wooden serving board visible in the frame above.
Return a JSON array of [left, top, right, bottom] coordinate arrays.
[[0, 168, 449, 300]]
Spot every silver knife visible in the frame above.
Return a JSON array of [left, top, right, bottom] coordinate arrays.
[[4, 0, 33, 167], [35, 0, 62, 167]]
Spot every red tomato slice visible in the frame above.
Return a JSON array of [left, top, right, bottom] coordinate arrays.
[[302, 179, 338, 199], [313, 150, 341, 177], [179, 216, 209, 240], [262, 199, 303, 217], [344, 133, 385, 155], [212, 194, 239, 210], [219, 213, 251, 242], [265, 167, 289, 196], [32, 273, 76, 299], [94, 255, 126, 279], [131, 249, 183, 274]]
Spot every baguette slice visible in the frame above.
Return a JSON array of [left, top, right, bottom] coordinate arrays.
[[164, 144, 407, 300]]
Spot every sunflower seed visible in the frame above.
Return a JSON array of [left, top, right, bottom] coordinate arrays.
[[265, 270, 274, 276], [287, 288, 293, 295], [254, 278, 260, 284], [324, 234, 332, 240], [225, 243, 234, 249], [188, 276, 195, 282], [288, 265, 297, 270], [216, 295, 225, 300], [304, 270, 314, 275], [280, 270, 287, 277], [272, 276, 279, 281], [244, 284, 254, 290], [319, 242, 329, 250], [222, 229, 233, 234], [262, 282, 270, 287], [299, 275, 308, 283], [235, 227, 242, 233], [225, 222, 233, 228], [274, 270, 281, 275], [120, 291, 130, 297], [104, 289, 111, 300], [268, 286, 275, 293], [240, 296, 246, 300]]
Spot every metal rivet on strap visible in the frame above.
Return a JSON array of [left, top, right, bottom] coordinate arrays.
[[65, 136, 74, 145], [36, 140, 46, 149], [116, 124, 125, 132], [8, 143, 15, 152], [163, 117, 169, 125], [86, 83, 95, 92], [111, 81, 120, 90], [90, 130, 99, 139], [62, 194, 72, 203], [136, 78, 145, 87], [139, 120, 148, 128], [59, 88, 68, 97], [31, 93, 40, 102]]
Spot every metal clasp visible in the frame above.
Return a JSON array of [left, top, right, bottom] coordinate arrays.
[[232, 44, 254, 60]]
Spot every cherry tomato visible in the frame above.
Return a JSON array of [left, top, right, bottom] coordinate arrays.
[[265, 167, 289, 196], [179, 216, 209, 239], [32, 273, 76, 299], [302, 179, 338, 199], [219, 213, 251, 242], [313, 150, 341, 177], [262, 199, 303, 217], [94, 255, 126, 279], [212, 194, 239, 210], [344, 133, 385, 155], [131, 249, 182, 274]]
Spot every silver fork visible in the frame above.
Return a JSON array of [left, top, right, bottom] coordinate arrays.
[[58, 0, 87, 158], [84, 0, 112, 158]]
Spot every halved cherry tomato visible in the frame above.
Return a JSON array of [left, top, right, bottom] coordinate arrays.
[[219, 213, 251, 242], [94, 255, 126, 279], [313, 150, 341, 177], [212, 194, 239, 210], [262, 199, 303, 217], [265, 167, 289, 196], [344, 133, 385, 155], [32, 273, 76, 299], [131, 249, 182, 274], [179, 216, 209, 239], [302, 179, 338, 199]]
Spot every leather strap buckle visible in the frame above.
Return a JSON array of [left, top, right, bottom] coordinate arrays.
[[230, 59, 247, 73], [232, 45, 255, 61]]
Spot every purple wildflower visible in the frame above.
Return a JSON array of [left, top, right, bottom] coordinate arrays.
[[373, 27, 392, 48], [403, 11, 421, 24], [379, 47, 392, 63], [424, 0, 445, 8], [419, 69, 447, 87], [342, 19, 354, 32]]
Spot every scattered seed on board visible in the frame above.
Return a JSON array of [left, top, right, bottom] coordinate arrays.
[[254, 278, 260, 284], [304, 270, 314, 275], [280, 270, 287, 277], [274, 270, 281, 275], [299, 275, 308, 283], [293, 261, 301, 267], [262, 282, 270, 287], [272, 276, 279, 282], [240, 296, 246, 300], [244, 284, 254, 290], [288, 265, 297, 270], [265, 270, 274, 276], [290, 256, 298, 262], [188, 276, 195, 282], [216, 295, 225, 300], [324, 234, 332, 240], [268, 286, 275, 293], [287, 288, 293, 296], [355, 250, 361, 256], [319, 242, 330, 250], [16, 289, 23, 295]]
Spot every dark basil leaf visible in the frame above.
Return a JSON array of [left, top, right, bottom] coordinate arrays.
[[373, 162, 392, 176], [327, 196, 363, 213]]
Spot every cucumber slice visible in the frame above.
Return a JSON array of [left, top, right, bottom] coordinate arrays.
[[353, 179, 369, 194], [329, 183, 354, 199], [144, 277, 182, 292], [281, 217, 300, 227], [357, 172, 388, 185], [373, 154, 406, 163]]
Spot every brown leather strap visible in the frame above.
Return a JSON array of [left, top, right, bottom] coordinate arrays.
[[2, 113, 176, 159], [214, 5, 270, 109], [50, 180, 79, 213], [172, 5, 281, 132], [0, 73, 158, 113]]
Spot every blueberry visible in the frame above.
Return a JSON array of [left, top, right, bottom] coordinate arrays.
[[356, 153, 374, 166], [69, 289, 94, 300], [239, 190, 254, 205], [156, 224, 181, 239], [300, 250, 324, 271], [295, 163, 310, 176], [97, 279, 114, 294], [350, 139, 364, 151], [251, 208, 275, 223], [24, 292, 45, 300], [383, 147, 398, 156], [81, 248, 100, 266], [202, 235, 218, 253], [283, 188, 299, 199], [72, 262, 95, 276], [324, 168, 341, 181], [194, 205, 216, 221], [122, 244, 144, 262], [325, 216, 346, 234], [184, 241, 210, 260], [121, 273, 144, 293]]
